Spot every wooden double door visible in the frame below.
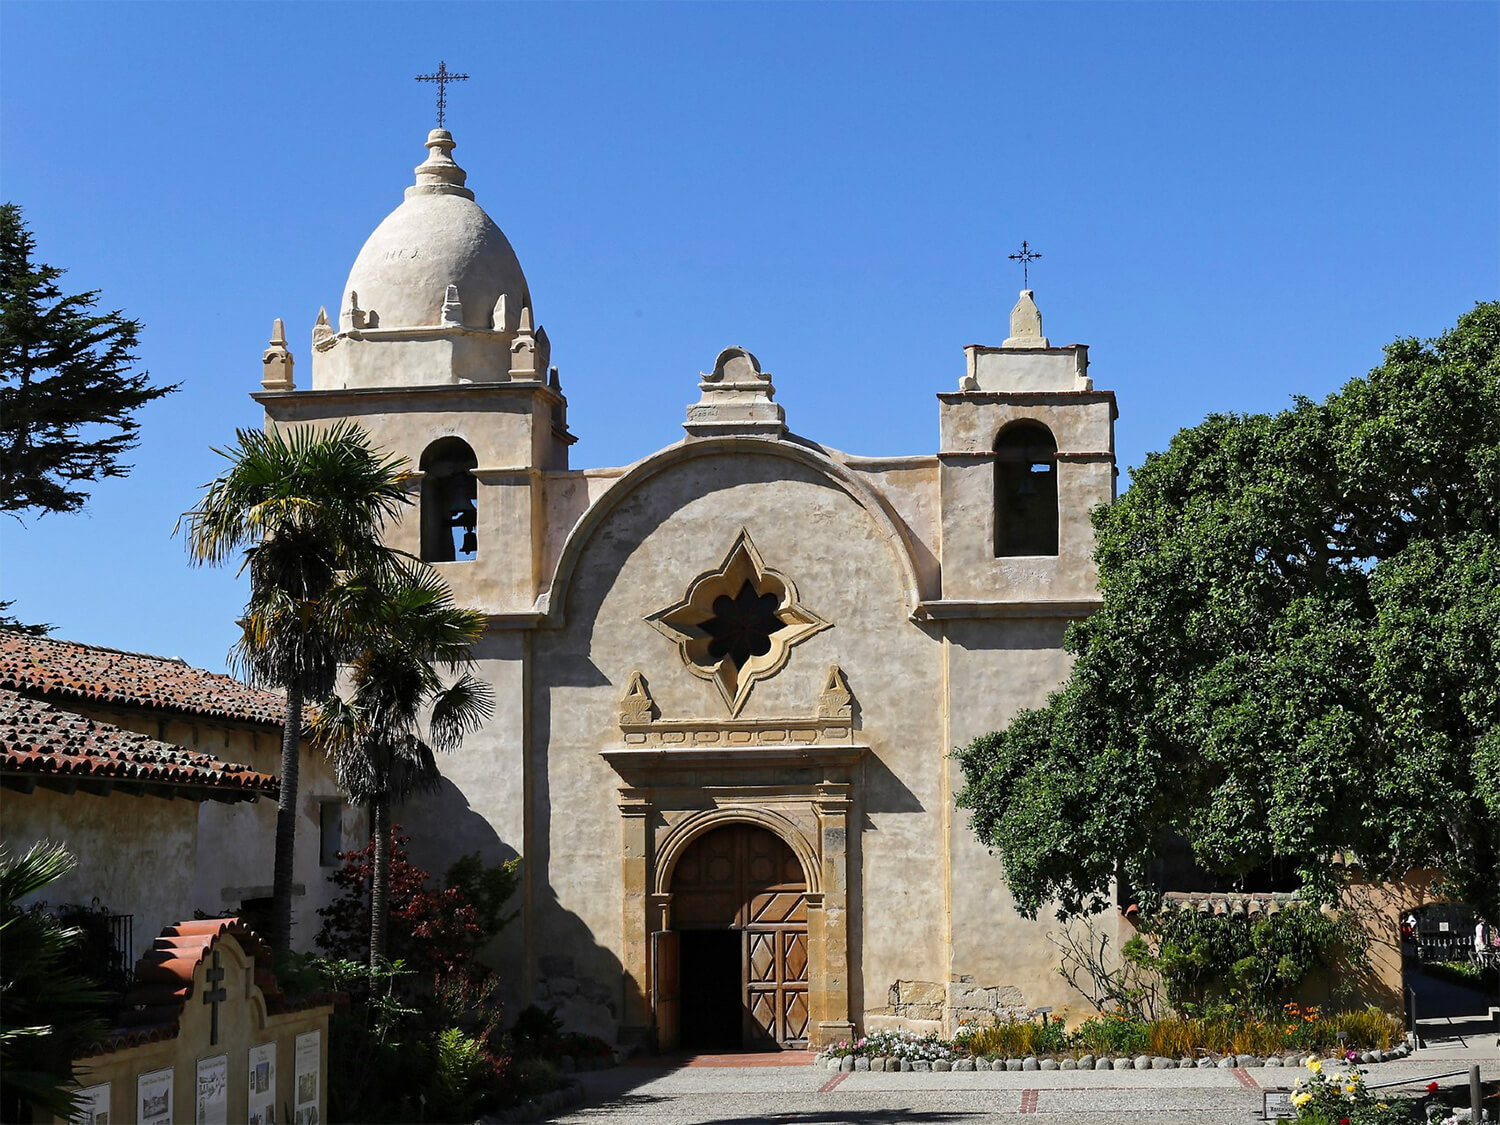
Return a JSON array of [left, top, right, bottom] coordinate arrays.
[[665, 824, 809, 1049]]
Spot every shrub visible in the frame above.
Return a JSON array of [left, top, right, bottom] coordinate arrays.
[[426, 1028, 487, 1122]]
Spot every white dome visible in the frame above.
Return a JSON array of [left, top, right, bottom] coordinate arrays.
[[341, 130, 529, 331]]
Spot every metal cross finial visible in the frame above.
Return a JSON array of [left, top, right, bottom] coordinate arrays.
[[1008, 240, 1042, 289], [415, 60, 469, 129]]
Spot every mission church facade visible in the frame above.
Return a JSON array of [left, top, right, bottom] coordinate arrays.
[[254, 128, 1119, 1051]]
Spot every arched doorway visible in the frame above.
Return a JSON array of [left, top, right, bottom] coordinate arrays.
[[668, 824, 809, 1049]]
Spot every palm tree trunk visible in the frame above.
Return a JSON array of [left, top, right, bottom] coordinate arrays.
[[370, 794, 390, 968], [271, 680, 303, 951]]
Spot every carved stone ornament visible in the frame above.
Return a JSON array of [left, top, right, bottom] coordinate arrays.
[[816, 665, 853, 720], [619, 670, 657, 727], [645, 528, 830, 716]]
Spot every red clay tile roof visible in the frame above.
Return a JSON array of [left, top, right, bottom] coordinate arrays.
[[0, 632, 284, 726], [1, 688, 279, 800], [86, 918, 337, 1053]]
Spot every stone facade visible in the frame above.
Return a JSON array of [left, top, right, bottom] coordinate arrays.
[[255, 128, 1119, 1049]]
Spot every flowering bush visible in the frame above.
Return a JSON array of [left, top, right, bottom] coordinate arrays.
[[824, 1029, 955, 1061], [1290, 1053, 1417, 1124]]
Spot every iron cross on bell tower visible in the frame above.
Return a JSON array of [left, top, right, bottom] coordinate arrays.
[[1008, 240, 1042, 289], [415, 60, 469, 129]]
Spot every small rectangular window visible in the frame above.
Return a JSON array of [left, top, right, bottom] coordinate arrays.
[[318, 801, 344, 867]]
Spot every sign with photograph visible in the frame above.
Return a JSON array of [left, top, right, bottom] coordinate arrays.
[[137, 1068, 174, 1125], [248, 1042, 277, 1124], [195, 1053, 228, 1125], [69, 1082, 111, 1125], [294, 1030, 320, 1125]]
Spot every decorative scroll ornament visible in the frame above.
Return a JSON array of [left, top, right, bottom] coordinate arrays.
[[646, 529, 830, 716]]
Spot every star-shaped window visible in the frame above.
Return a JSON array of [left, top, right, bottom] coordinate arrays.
[[646, 529, 830, 715]]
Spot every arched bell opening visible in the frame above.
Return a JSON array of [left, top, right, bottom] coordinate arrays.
[[660, 823, 811, 1051], [419, 437, 478, 562], [994, 420, 1059, 557]]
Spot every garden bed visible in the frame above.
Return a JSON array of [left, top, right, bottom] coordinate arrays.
[[814, 1008, 1411, 1072]]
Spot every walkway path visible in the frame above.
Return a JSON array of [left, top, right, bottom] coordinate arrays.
[[555, 1039, 1498, 1124]]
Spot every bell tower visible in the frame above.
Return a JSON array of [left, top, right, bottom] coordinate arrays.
[[252, 128, 574, 615], [936, 289, 1117, 605]]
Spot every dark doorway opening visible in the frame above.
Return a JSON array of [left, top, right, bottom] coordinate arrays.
[[679, 929, 742, 1049]]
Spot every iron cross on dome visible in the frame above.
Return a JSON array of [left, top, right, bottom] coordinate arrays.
[[415, 60, 469, 129], [1008, 240, 1042, 288]]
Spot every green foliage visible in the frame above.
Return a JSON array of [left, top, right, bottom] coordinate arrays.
[[0, 202, 177, 517], [0, 844, 108, 1123], [426, 1028, 487, 1123], [446, 852, 521, 938], [1126, 907, 1365, 1014], [957, 303, 1500, 920]]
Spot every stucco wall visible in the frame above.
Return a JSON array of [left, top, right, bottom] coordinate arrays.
[[29, 703, 363, 952], [6, 787, 197, 953]]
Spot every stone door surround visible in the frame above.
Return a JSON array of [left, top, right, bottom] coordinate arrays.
[[603, 668, 862, 1051]]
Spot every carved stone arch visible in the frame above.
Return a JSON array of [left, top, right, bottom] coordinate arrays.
[[539, 437, 926, 624], [654, 805, 822, 898]]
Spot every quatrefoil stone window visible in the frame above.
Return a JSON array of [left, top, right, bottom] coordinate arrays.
[[646, 529, 830, 715]]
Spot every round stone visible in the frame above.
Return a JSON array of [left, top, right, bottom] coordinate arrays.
[[912, 1060, 932, 1072], [1196, 1057, 1215, 1069], [855, 1057, 870, 1072], [1094, 1058, 1112, 1070], [1178, 1057, 1194, 1068], [1040, 1058, 1059, 1070], [1061, 1058, 1077, 1070], [840, 1056, 855, 1072], [1006, 1059, 1023, 1072], [954, 1059, 975, 1072], [1022, 1057, 1040, 1071], [1264, 1056, 1283, 1068], [900, 1059, 913, 1072], [1134, 1055, 1152, 1070], [933, 1060, 951, 1072], [1078, 1054, 1095, 1068], [1217, 1057, 1235, 1069]]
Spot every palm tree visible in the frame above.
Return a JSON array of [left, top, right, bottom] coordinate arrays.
[[312, 561, 493, 967], [179, 422, 411, 951], [0, 844, 107, 1124]]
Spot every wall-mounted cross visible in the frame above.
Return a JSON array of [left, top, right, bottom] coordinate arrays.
[[202, 949, 228, 1046], [1008, 240, 1042, 289], [415, 60, 469, 129]]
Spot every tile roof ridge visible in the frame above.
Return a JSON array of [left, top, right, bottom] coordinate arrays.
[[6, 631, 195, 668]]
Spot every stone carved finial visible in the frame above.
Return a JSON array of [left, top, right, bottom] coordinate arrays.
[[261, 318, 295, 391], [441, 283, 463, 326], [619, 671, 657, 727], [1003, 290, 1049, 349], [817, 665, 854, 720], [342, 291, 370, 332], [684, 347, 786, 439], [407, 128, 475, 201], [509, 306, 537, 378], [312, 306, 334, 347]]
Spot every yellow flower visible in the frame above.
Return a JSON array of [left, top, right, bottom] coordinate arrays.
[[1306, 1057, 1322, 1073], [1292, 1093, 1312, 1107], [1346, 1084, 1358, 1094]]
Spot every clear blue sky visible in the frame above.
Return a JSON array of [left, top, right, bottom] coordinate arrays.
[[3, 1, 1496, 673]]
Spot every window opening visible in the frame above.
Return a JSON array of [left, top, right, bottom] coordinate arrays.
[[994, 422, 1059, 556], [319, 800, 344, 867], [701, 581, 786, 669], [420, 437, 478, 562]]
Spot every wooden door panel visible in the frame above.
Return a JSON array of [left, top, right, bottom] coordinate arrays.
[[669, 824, 809, 1049]]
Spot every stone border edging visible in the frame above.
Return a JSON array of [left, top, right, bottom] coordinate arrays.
[[479, 1079, 585, 1124], [813, 1042, 1414, 1073]]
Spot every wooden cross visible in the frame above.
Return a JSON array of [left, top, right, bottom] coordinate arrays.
[[202, 949, 227, 1046], [415, 61, 469, 129], [1008, 240, 1042, 288]]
